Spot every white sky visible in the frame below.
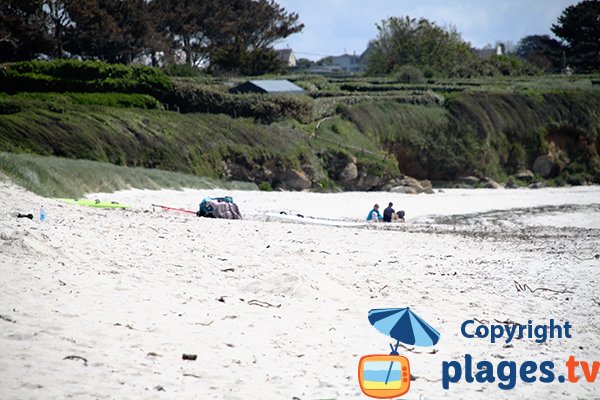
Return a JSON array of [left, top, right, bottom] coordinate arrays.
[[275, 0, 579, 60]]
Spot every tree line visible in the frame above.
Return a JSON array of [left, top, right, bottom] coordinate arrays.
[[0, 0, 303, 75], [366, 0, 599, 76], [1, 0, 597, 76]]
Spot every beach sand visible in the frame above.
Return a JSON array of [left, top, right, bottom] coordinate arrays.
[[1, 180, 599, 399]]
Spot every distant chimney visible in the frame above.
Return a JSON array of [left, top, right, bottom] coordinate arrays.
[[496, 43, 505, 56]]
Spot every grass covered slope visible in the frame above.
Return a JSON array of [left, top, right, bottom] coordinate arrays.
[[343, 91, 600, 183], [0, 101, 313, 178], [1, 60, 600, 190], [0, 152, 256, 198]]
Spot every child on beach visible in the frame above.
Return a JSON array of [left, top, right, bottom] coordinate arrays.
[[367, 204, 382, 222], [396, 210, 405, 222]]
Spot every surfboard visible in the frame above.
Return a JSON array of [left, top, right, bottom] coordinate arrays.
[[55, 198, 131, 209]]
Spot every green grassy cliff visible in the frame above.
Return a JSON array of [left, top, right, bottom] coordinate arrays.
[[1, 60, 599, 194], [343, 91, 600, 183]]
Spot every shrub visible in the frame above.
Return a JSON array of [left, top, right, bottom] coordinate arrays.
[[67, 93, 162, 109], [291, 74, 338, 91], [314, 93, 444, 119], [394, 65, 426, 83], [162, 81, 314, 123], [449, 56, 541, 78], [258, 181, 273, 191], [0, 99, 22, 114], [269, 95, 314, 123], [8, 92, 162, 110], [0, 60, 172, 96], [162, 64, 206, 78]]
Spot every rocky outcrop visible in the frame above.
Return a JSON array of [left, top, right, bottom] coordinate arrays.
[[390, 186, 418, 194], [278, 169, 312, 190], [514, 170, 535, 182], [388, 176, 434, 194], [533, 155, 560, 178], [355, 172, 381, 190], [338, 162, 358, 182], [481, 177, 501, 189], [529, 181, 546, 189], [459, 176, 480, 185]]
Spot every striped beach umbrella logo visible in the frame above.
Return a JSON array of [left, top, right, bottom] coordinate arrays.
[[368, 308, 440, 347]]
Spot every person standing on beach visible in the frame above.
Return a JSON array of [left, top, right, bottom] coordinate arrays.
[[383, 202, 395, 222], [367, 204, 382, 222]]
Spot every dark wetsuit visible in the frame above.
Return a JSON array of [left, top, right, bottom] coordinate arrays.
[[383, 206, 395, 222]]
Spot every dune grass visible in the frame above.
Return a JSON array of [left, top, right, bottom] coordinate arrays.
[[0, 152, 256, 198]]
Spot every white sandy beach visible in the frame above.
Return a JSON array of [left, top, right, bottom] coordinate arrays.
[[1, 181, 599, 399]]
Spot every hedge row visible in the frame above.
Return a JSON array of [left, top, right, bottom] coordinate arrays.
[[0, 60, 315, 122], [9, 92, 162, 110], [450, 56, 541, 78], [314, 92, 444, 119], [162, 81, 314, 123], [0, 60, 172, 96], [0, 99, 23, 114], [339, 82, 466, 93], [310, 89, 452, 99]]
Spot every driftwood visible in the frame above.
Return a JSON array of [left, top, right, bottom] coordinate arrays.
[[514, 280, 572, 294], [247, 299, 281, 308], [0, 314, 15, 323], [63, 355, 88, 366]]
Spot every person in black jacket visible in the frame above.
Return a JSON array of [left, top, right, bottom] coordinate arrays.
[[383, 202, 395, 222]]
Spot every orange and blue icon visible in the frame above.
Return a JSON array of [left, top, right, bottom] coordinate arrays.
[[358, 308, 440, 399], [358, 354, 411, 398]]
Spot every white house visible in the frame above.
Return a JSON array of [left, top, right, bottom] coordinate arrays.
[[275, 49, 297, 68], [330, 53, 364, 73]]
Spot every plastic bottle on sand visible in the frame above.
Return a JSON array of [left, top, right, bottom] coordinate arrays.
[[39, 205, 46, 222]]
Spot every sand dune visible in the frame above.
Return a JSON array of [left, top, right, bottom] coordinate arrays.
[[1, 181, 599, 399]]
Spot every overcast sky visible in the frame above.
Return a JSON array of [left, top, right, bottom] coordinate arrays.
[[275, 0, 578, 60]]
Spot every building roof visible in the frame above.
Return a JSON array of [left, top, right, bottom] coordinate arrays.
[[233, 80, 305, 94]]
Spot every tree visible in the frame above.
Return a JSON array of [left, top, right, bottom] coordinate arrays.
[[316, 56, 333, 66], [365, 16, 474, 76], [0, 0, 303, 73], [150, 0, 226, 67], [65, 0, 153, 64], [515, 35, 565, 72], [0, 0, 53, 61], [209, 0, 304, 75], [43, 0, 74, 58], [552, 0, 600, 72], [295, 58, 314, 69]]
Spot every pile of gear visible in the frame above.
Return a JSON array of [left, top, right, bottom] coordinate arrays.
[[197, 196, 242, 220]]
